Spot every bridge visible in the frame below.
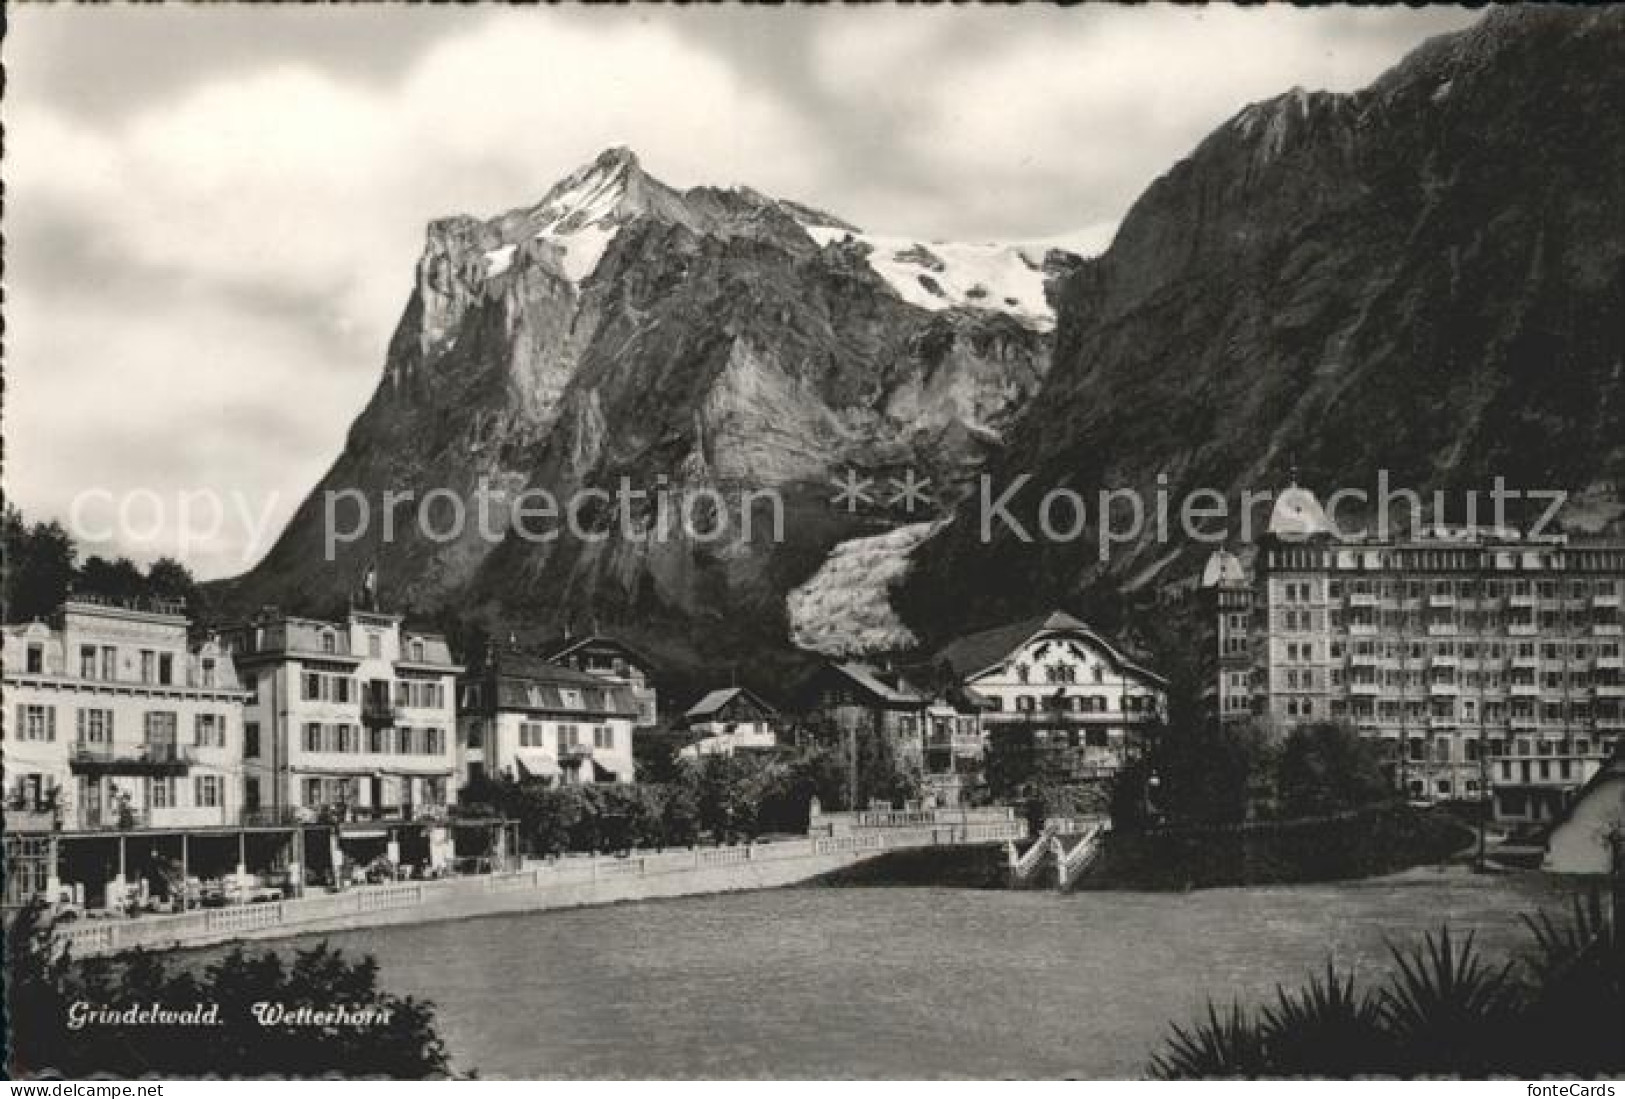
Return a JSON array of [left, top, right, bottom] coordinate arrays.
[[1006, 816, 1111, 891]]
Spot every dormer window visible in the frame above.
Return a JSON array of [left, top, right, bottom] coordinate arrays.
[[410, 639, 424, 662], [322, 632, 337, 654], [26, 645, 42, 675]]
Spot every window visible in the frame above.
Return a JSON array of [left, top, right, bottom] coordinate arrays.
[[25, 644, 43, 674], [158, 653, 173, 685], [426, 728, 444, 755], [367, 634, 382, 658], [144, 711, 178, 746], [322, 632, 337, 654], [244, 722, 260, 757], [303, 722, 323, 753], [304, 778, 323, 806], [594, 725, 614, 750], [19, 704, 56, 742], [201, 658, 216, 687], [80, 646, 98, 679], [410, 639, 424, 662], [194, 713, 226, 748], [245, 777, 261, 811], [77, 708, 114, 745], [558, 725, 580, 751], [194, 775, 222, 808], [520, 722, 545, 747], [150, 777, 175, 809]]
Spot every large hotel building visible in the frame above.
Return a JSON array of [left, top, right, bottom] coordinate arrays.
[[1204, 485, 1625, 824], [221, 609, 463, 823]]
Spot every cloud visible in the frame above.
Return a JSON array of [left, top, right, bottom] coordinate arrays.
[[3, 6, 1481, 578]]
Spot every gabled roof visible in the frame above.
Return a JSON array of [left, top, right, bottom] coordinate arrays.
[[932, 609, 1166, 687], [683, 686, 777, 722], [824, 662, 928, 708], [544, 634, 657, 670]]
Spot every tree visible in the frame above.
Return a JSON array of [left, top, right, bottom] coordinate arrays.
[[2, 508, 77, 623], [1276, 722, 1394, 818], [145, 556, 202, 610], [4, 902, 454, 1078], [78, 555, 147, 604]]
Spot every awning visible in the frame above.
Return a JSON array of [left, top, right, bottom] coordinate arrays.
[[514, 750, 559, 779]]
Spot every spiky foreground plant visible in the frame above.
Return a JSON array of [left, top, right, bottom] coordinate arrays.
[[1149, 891, 1622, 1078]]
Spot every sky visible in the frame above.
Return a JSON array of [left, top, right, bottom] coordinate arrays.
[[3, 4, 1481, 579]]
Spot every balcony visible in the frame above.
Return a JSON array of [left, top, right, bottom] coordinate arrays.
[[360, 699, 396, 727], [1594, 684, 1625, 699], [1511, 654, 1540, 669], [1348, 623, 1379, 637], [1427, 622, 1459, 637], [1428, 594, 1457, 608], [1508, 623, 1539, 636], [1428, 681, 1460, 696], [1430, 654, 1460, 668], [72, 807, 153, 832], [1349, 682, 1382, 696], [1508, 593, 1536, 608], [1593, 623, 1623, 637], [1594, 593, 1623, 609], [1596, 656, 1624, 671], [1509, 683, 1541, 698], [558, 743, 594, 763], [68, 743, 193, 776], [1348, 592, 1378, 608]]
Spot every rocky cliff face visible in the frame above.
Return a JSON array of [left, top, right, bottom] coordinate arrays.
[[900, 7, 1625, 641], [226, 148, 1068, 673]]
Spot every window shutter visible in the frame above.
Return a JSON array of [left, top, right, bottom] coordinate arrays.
[[77, 708, 86, 742], [45, 708, 56, 742], [12, 704, 21, 741]]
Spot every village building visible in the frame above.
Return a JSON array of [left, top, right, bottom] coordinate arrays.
[[677, 687, 779, 759], [4, 598, 249, 835], [457, 651, 638, 788], [795, 662, 985, 806], [221, 609, 462, 823], [931, 610, 1168, 800], [1200, 482, 1625, 823], [543, 635, 660, 728], [2, 598, 255, 910]]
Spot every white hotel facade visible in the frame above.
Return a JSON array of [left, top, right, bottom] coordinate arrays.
[[3, 599, 248, 834], [222, 610, 462, 822]]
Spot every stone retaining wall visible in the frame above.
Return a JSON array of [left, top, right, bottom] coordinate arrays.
[[56, 821, 1026, 957]]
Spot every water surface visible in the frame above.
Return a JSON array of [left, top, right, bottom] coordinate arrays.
[[255, 867, 1576, 1078]]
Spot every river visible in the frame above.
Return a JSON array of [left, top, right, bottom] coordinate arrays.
[[248, 866, 1578, 1078]]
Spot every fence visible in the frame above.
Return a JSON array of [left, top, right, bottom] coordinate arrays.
[[53, 818, 1026, 958]]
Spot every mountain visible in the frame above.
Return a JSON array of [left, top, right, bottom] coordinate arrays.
[[223, 146, 1080, 678], [899, 6, 1625, 641]]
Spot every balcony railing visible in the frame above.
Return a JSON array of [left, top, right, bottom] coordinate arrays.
[[69, 743, 194, 775], [361, 699, 396, 727], [558, 743, 594, 763]]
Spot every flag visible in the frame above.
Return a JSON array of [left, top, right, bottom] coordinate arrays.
[[362, 562, 378, 609]]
